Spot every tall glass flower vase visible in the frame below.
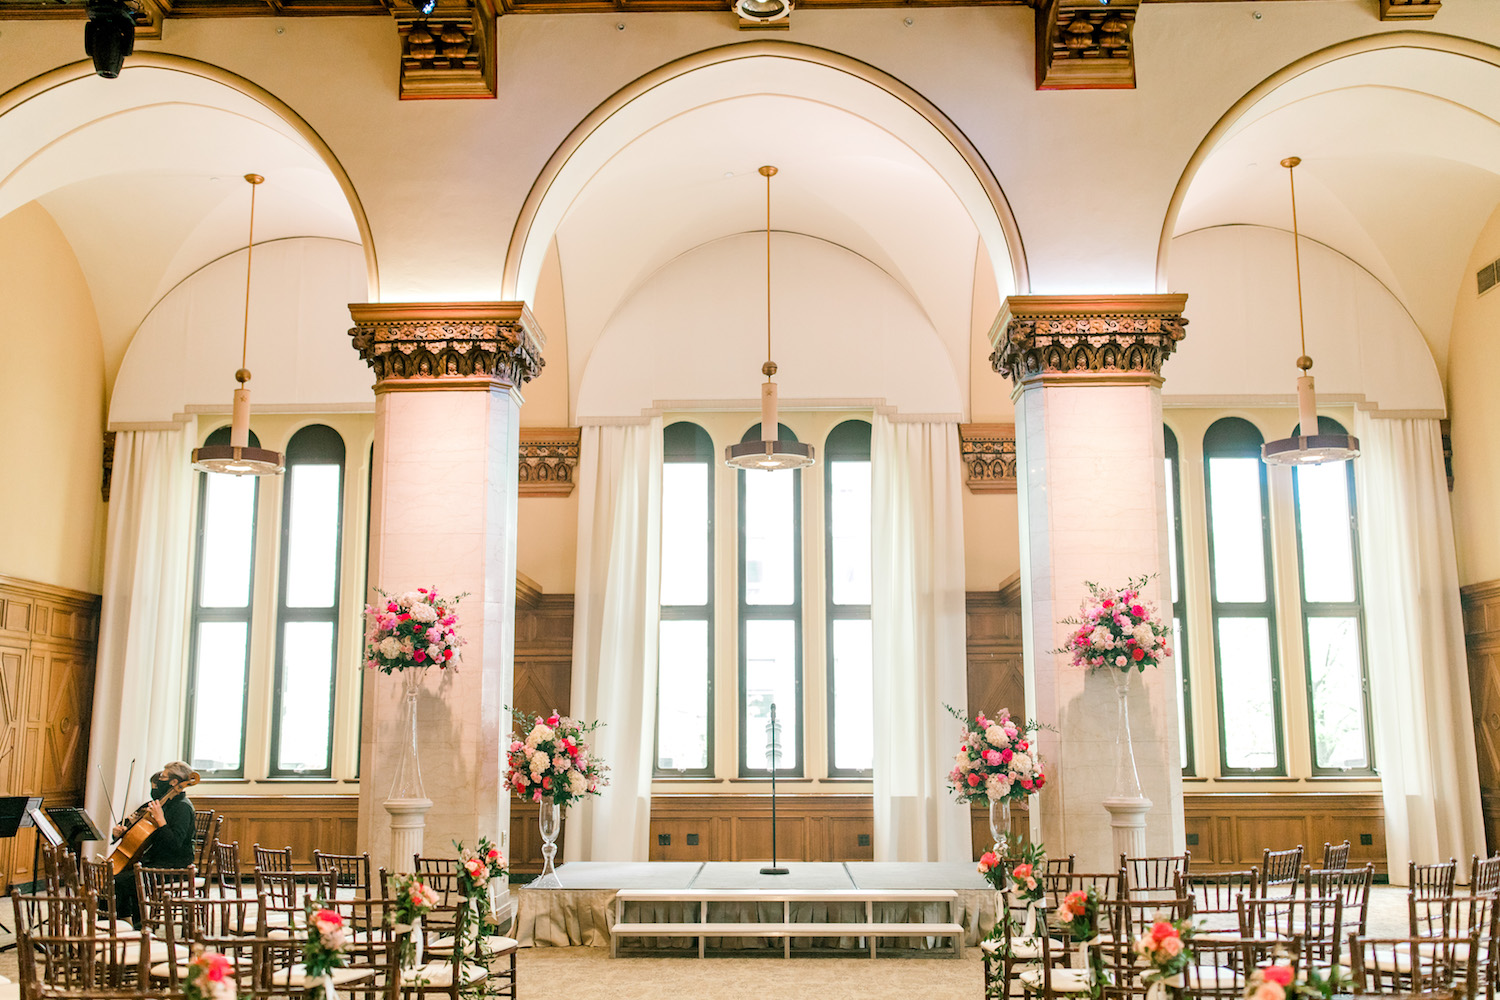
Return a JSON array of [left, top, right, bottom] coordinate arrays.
[[989, 797, 1011, 857], [533, 799, 563, 889], [1111, 668, 1143, 800], [384, 667, 432, 870]]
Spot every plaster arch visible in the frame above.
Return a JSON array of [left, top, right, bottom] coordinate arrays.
[[502, 40, 1027, 308], [0, 54, 378, 296]]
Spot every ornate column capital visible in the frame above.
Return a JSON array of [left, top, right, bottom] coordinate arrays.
[[518, 427, 581, 497], [958, 423, 1017, 494], [989, 294, 1189, 390], [348, 301, 545, 390]]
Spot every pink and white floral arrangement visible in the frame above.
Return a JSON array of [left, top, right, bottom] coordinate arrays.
[[362, 587, 466, 674], [944, 704, 1046, 806], [183, 948, 235, 1000], [1056, 576, 1172, 674], [505, 711, 610, 808], [302, 901, 348, 983]]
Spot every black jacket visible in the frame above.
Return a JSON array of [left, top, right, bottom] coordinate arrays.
[[138, 794, 196, 869]]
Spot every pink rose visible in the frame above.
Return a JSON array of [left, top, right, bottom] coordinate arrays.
[[1161, 936, 1183, 957], [1261, 966, 1294, 987], [966, 772, 981, 787]]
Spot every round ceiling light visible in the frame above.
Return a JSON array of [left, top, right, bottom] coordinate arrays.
[[734, 0, 792, 22]]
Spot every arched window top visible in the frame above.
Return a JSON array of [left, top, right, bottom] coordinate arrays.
[[204, 424, 261, 449], [1164, 423, 1179, 460], [665, 421, 713, 461], [740, 423, 800, 445], [286, 424, 345, 464], [1203, 416, 1263, 457], [825, 419, 871, 460], [1292, 416, 1349, 437]]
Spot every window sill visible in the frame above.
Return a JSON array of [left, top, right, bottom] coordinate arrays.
[[729, 777, 814, 783], [652, 776, 725, 783]]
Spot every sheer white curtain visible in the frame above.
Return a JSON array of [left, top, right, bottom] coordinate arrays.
[[870, 414, 970, 862], [84, 421, 197, 842], [568, 419, 663, 862], [1353, 412, 1486, 879]]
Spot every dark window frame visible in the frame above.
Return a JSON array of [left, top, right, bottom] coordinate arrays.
[[267, 424, 346, 779], [1202, 417, 1286, 777], [737, 422, 805, 778], [1164, 425, 1195, 777], [824, 419, 873, 779], [655, 421, 717, 779], [183, 425, 262, 779]]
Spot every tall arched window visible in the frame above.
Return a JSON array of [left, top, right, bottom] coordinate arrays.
[[185, 425, 261, 777], [269, 424, 345, 777], [1164, 426, 1193, 776], [1203, 417, 1284, 775], [739, 422, 803, 777], [657, 421, 714, 777], [1292, 416, 1374, 775], [825, 419, 872, 777]]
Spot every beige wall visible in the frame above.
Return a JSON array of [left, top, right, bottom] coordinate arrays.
[[0, 202, 105, 594], [1449, 203, 1500, 587]]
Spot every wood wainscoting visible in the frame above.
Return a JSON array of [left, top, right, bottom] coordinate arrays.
[[0, 576, 99, 890], [194, 796, 359, 866], [1463, 580, 1500, 853], [1183, 792, 1386, 874]]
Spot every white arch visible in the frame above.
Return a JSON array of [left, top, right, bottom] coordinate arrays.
[[502, 40, 1026, 306]]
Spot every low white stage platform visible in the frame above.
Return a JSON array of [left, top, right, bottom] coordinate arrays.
[[514, 861, 1000, 956]]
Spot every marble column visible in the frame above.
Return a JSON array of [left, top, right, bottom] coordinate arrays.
[[349, 302, 545, 874], [989, 295, 1189, 870]]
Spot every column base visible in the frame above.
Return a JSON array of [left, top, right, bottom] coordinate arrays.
[[1102, 795, 1153, 862], [385, 796, 433, 873]]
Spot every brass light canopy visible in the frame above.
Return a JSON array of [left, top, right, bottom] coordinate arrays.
[[725, 165, 816, 472], [1261, 156, 1360, 467], [191, 174, 285, 477]]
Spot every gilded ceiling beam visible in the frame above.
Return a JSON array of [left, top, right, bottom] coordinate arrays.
[[1034, 0, 1140, 90]]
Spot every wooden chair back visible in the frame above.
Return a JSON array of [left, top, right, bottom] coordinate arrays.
[[1471, 854, 1500, 894], [313, 849, 372, 895], [192, 809, 218, 871], [1238, 894, 1344, 973], [1121, 852, 1190, 898], [134, 864, 201, 935], [1350, 933, 1479, 996], [1322, 840, 1352, 871], [213, 838, 243, 895], [14, 895, 150, 997], [254, 867, 337, 930], [1183, 936, 1288, 1000], [1185, 870, 1258, 919], [1260, 845, 1305, 896], [253, 843, 294, 873], [1043, 869, 1127, 909], [1043, 855, 1076, 877], [1306, 864, 1374, 935], [1411, 859, 1460, 902]]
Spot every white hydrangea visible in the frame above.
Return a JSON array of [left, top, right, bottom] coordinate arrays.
[[985, 773, 1009, 798], [409, 602, 438, 623], [426, 643, 443, 660], [1132, 622, 1156, 647], [567, 771, 587, 794], [379, 637, 402, 659], [1089, 626, 1113, 648], [985, 725, 1006, 747], [1010, 751, 1032, 774], [526, 724, 554, 747]]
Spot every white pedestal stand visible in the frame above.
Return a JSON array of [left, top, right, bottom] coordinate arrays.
[[385, 798, 432, 873], [1103, 796, 1152, 861]]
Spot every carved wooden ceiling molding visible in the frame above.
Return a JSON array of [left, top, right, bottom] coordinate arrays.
[[1035, 0, 1140, 90], [1379, 0, 1440, 19], [395, 1, 496, 99], [958, 423, 1017, 495], [518, 427, 581, 497]]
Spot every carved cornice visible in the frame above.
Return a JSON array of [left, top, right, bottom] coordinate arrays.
[[1379, 0, 1440, 19], [989, 294, 1189, 387], [348, 301, 545, 387], [1035, 0, 1140, 90], [395, 1, 497, 99], [958, 423, 1017, 494], [519, 427, 581, 497]]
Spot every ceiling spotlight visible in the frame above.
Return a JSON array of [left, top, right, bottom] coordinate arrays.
[[84, 0, 138, 79], [411, 0, 438, 14], [734, 0, 792, 22]]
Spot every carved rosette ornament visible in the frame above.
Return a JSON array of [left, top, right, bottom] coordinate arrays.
[[348, 302, 545, 389], [958, 424, 1017, 494], [518, 428, 582, 497], [989, 294, 1189, 389]]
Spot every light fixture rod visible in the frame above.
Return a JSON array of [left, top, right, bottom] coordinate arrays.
[[761, 164, 776, 377], [241, 173, 263, 377], [1283, 156, 1308, 364]]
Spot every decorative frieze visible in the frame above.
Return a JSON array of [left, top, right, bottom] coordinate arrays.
[[519, 427, 582, 497], [348, 302, 545, 388], [989, 294, 1189, 387], [395, 1, 496, 100], [1035, 0, 1140, 90], [1379, 0, 1440, 19], [957, 423, 1017, 494]]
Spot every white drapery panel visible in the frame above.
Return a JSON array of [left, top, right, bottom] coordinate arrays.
[[870, 415, 971, 862], [84, 422, 197, 842], [568, 419, 663, 862], [1353, 412, 1486, 880]]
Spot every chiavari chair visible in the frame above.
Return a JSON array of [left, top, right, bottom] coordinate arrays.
[[313, 850, 372, 898], [1351, 932, 1478, 997], [149, 895, 263, 989], [1017, 925, 1094, 1000], [1183, 936, 1288, 1000], [255, 867, 336, 934], [213, 839, 244, 897], [192, 810, 218, 875], [1096, 897, 1194, 1000], [1121, 853, 1190, 904], [1183, 870, 1258, 937], [253, 844, 295, 874], [13, 891, 153, 998], [1238, 895, 1344, 976], [1260, 846, 1305, 898], [1322, 841, 1352, 872], [133, 865, 202, 961], [80, 857, 139, 940], [393, 897, 489, 1000], [1472, 854, 1500, 895], [1411, 859, 1460, 902], [1305, 865, 1374, 937], [1043, 870, 1128, 910]]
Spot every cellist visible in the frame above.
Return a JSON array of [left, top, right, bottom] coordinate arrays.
[[111, 760, 197, 927]]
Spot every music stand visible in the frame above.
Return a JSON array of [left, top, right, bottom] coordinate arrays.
[[45, 807, 102, 857], [0, 796, 40, 947]]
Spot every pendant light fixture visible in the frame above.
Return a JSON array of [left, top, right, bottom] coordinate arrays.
[[191, 173, 285, 477], [1261, 156, 1360, 467], [724, 165, 816, 472]]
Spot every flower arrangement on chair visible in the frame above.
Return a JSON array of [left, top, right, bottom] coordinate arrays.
[[388, 873, 440, 970], [183, 947, 235, 1000], [1132, 916, 1195, 1000], [981, 841, 1048, 953], [302, 900, 349, 999], [1243, 946, 1349, 1000], [450, 837, 509, 975], [362, 588, 466, 674], [1055, 886, 1106, 994]]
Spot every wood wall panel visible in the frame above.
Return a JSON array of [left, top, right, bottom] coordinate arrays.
[[512, 594, 573, 721], [1463, 580, 1500, 854], [194, 796, 359, 866], [1182, 793, 1386, 874], [966, 589, 1026, 724], [0, 576, 99, 890]]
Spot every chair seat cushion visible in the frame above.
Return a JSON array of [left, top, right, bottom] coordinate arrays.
[[117, 940, 190, 965], [266, 964, 375, 989], [979, 936, 1043, 960], [1019, 968, 1093, 993], [1368, 946, 1415, 974], [402, 962, 487, 987], [1184, 965, 1241, 989], [426, 934, 518, 955], [149, 955, 251, 980], [94, 920, 142, 940]]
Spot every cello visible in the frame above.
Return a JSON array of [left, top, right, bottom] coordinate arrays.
[[107, 769, 200, 876]]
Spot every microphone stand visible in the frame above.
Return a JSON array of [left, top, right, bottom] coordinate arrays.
[[760, 703, 788, 876]]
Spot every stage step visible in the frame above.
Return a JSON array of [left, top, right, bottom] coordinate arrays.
[[612, 922, 966, 936]]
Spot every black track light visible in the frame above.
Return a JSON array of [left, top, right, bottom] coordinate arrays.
[[84, 0, 137, 79]]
